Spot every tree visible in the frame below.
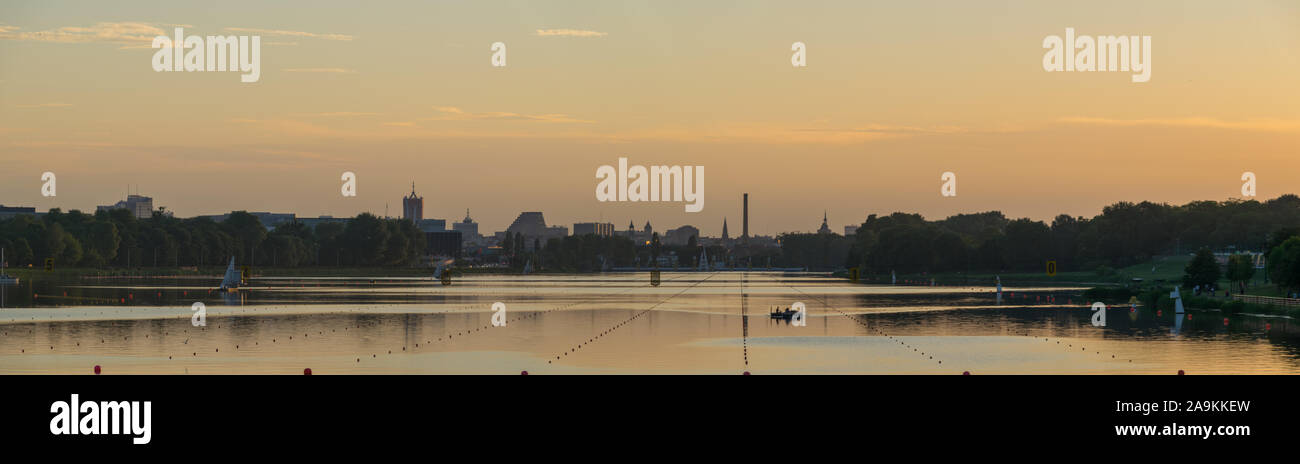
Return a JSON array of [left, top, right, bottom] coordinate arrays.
[[1224, 254, 1256, 294], [224, 212, 267, 265], [1267, 237, 1300, 297], [1183, 248, 1221, 290]]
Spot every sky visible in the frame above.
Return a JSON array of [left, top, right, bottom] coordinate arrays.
[[1, 0, 1298, 236]]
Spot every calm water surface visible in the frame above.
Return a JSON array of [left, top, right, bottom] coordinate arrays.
[[1, 272, 1297, 374]]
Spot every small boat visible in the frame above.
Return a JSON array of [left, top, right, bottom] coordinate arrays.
[[770, 306, 798, 320]]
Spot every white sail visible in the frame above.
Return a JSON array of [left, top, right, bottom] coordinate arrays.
[[523, 259, 533, 275], [1171, 286, 1185, 314], [996, 276, 1002, 304], [219, 257, 240, 290]]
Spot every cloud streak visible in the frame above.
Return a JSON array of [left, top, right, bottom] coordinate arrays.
[[0, 22, 165, 45], [224, 27, 353, 41], [283, 68, 356, 73], [427, 106, 593, 123], [535, 29, 607, 38], [1060, 116, 1300, 133]]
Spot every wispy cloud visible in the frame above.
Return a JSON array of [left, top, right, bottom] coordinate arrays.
[[0, 23, 351, 48], [1060, 116, 1300, 133], [298, 112, 380, 117], [792, 123, 971, 135], [14, 103, 73, 108], [428, 106, 593, 123], [535, 28, 607, 38], [225, 27, 353, 41], [283, 68, 356, 74], [0, 22, 165, 45]]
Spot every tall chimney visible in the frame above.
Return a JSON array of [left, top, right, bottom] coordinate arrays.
[[742, 193, 749, 242]]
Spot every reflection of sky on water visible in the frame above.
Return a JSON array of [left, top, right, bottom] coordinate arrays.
[[0, 272, 1297, 374]]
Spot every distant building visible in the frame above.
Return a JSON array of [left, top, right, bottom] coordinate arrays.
[[425, 230, 462, 258], [200, 212, 296, 230], [298, 216, 347, 230], [402, 183, 423, 222], [844, 225, 859, 236], [573, 222, 614, 237], [0, 205, 36, 220], [817, 211, 833, 235], [664, 225, 700, 246], [415, 219, 446, 233], [505, 212, 566, 249], [452, 209, 480, 242], [97, 194, 154, 219], [721, 218, 729, 240]]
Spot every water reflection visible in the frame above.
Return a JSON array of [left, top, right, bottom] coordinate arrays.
[[0, 272, 1296, 374]]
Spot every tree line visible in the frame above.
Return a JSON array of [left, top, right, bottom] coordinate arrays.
[[773, 195, 1300, 277], [0, 209, 426, 268]]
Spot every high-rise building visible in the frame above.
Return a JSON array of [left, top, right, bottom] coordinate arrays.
[[573, 222, 614, 237], [97, 194, 154, 219], [402, 182, 423, 221]]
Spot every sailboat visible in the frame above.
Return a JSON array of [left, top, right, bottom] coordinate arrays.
[[522, 259, 533, 275], [995, 276, 1002, 305], [219, 257, 241, 291], [0, 248, 17, 285], [431, 258, 454, 280]]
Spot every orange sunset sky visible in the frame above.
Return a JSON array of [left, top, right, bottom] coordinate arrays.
[[1, 0, 1298, 236]]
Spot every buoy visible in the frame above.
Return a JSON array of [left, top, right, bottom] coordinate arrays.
[[521, 371, 528, 375], [742, 371, 750, 375], [1177, 370, 1185, 375], [304, 368, 312, 375], [962, 371, 970, 375], [93, 365, 101, 375]]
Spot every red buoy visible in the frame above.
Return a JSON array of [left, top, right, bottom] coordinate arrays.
[[742, 371, 750, 375], [1177, 370, 1185, 375], [93, 365, 101, 375], [520, 371, 528, 375], [304, 368, 312, 375], [962, 371, 971, 375]]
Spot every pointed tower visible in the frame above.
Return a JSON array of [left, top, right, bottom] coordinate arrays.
[[817, 210, 832, 235], [721, 217, 729, 240]]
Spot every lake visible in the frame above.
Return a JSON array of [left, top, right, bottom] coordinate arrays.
[[1, 271, 1297, 374]]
